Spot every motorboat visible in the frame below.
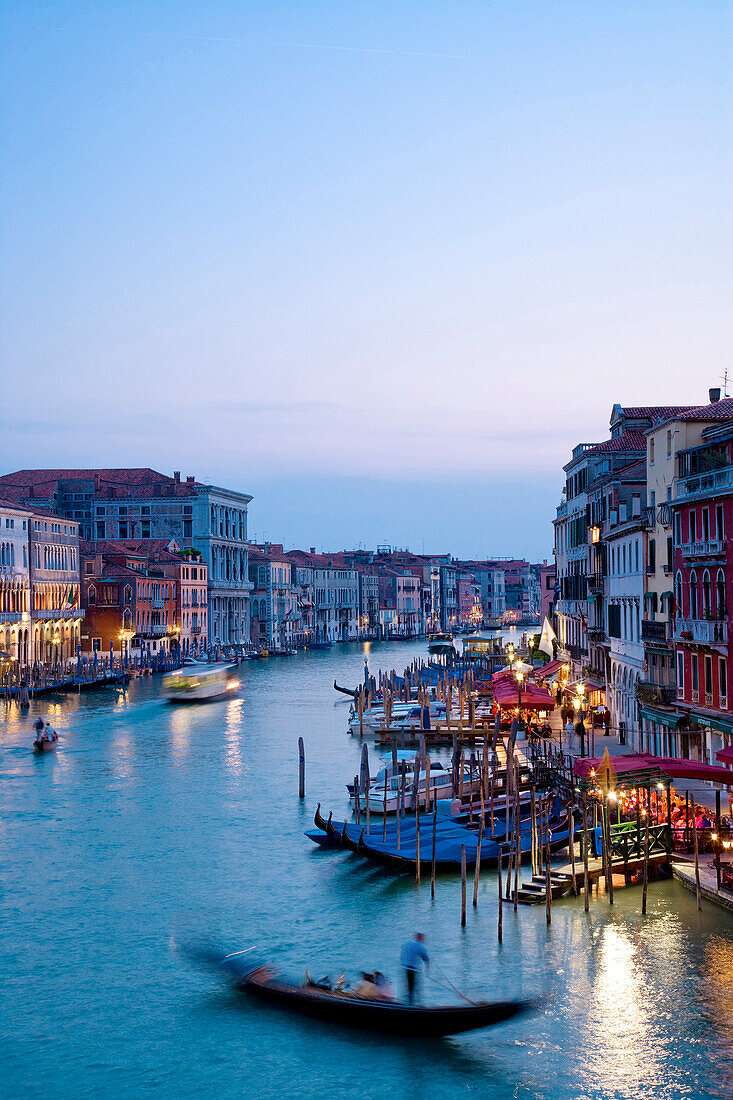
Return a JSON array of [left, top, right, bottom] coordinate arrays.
[[427, 633, 455, 656], [162, 663, 239, 703], [349, 753, 483, 814], [347, 700, 446, 735]]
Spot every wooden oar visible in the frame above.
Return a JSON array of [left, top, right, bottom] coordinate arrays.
[[427, 969, 477, 1006]]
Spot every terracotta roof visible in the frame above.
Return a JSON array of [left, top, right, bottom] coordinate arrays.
[[586, 430, 648, 454], [0, 468, 198, 498], [619, 405, 695, 420], [0, 496, 34, 514], [0, 496, 78, 524], [680, 397, 733, 421]]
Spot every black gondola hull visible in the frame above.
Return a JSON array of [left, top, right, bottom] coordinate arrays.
[[239, 972, 531, 1036]]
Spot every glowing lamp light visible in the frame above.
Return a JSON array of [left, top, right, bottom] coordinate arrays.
[[590, 768, 596, 777], [656, 782, 664, 790], [608, 791, 618, 802], [576, 682, 585, 698], [711, 833, 718, 842]]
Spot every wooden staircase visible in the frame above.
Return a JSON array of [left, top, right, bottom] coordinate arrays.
[[516, 871, 574, 905]]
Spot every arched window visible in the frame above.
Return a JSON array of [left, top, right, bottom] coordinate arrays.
[[124, 585, 132, 604], [717, 569, 727, 619], [675, 570, 683, 614], [88, 586, 96, 604], [689, 571, 698, 620], [702, 571, 711, 617]]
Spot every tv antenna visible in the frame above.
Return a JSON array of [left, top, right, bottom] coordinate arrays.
[[722, 369, 730, 398]]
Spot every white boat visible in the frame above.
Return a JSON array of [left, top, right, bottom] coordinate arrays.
[[427, 633, 455, 656], [347, 700, 447, 735], [162, 663, 239, 703], [351, 753, 483, 814]]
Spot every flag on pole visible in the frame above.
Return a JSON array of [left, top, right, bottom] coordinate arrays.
[[538, 616, 557, 658]]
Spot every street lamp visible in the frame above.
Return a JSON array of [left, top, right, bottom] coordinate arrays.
[[52, 629, 61, 668], [573, 681, 586, 758], [515, 666, 524, 731]]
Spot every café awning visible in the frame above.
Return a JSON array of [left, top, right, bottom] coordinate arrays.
[[716, 745, 733, 767], [692, 712, 733, 737], [639, 705, 687, 730], [574, 752, 733, 786], [493, 682, 555, 710]]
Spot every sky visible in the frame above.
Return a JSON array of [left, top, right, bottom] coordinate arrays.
[[1, 2, 731, 559]]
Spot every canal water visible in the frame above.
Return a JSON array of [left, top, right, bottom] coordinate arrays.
[[2, 635, 732, 1100]]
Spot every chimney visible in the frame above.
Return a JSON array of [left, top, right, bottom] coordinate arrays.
[[173, 471, 181, 482], [186, 476, 195, 485], [710, 388, 721, 404], [310, 547, 316, 555]]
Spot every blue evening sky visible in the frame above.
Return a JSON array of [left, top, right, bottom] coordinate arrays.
[[2, 2, 730, 558]]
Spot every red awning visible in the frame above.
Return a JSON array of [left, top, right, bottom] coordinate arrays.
[[574, 752, 733, 786], [535, 659, 563, 677], [716, 745, 733, 767], [493, 683, 555, 710]]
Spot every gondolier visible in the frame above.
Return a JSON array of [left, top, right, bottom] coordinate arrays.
[[400, 933, 429, 1004]]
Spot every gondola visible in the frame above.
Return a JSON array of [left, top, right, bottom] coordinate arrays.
[[333, 680, 359, 699], [222, 955, 533, 1037]]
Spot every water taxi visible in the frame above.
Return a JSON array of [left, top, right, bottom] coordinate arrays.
[[427, 632, 455, 657], [162, 663, 239, 703]]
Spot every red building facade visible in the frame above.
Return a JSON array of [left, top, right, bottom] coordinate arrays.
[[673, 421, 733, 762]]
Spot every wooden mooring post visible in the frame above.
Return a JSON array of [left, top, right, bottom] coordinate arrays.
[[497, 846, 503, 941], [461, 845, 467, 926], [298, 737, 305, 798]]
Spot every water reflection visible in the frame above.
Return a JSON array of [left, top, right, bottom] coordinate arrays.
[[1, 639, 733, 1100], [223, 697, 245, 779]]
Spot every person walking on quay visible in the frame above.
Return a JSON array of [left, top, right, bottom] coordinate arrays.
[[400, 932, 429, 1004], [563, 716, 574, 751]]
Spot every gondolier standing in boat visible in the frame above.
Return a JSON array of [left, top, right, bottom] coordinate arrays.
[[400, 932, 429, 1004]]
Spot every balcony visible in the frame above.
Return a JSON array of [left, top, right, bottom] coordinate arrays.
[[677, 467, 733, 501], [149, 622, 170, 636], [34, 608, 85, 621], [641, 506, 656, 529], [673, 618, 728, 644], [587, 573, 604, 592], [679, 539, 725, 559], [0, 611, 24, 623], [637, 680, 676, 706], [152, 598, 165, 608], [641, 619, 669, 644]]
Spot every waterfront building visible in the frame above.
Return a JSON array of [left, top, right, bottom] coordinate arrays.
[[316, 564, 359, 641], [672, 413, 733, 764], [554, 405, 692, 679], [439, 562, 457, 631], [640, 394, 733, 752], [285, 550, 359, 642], [0, 469, 253, 650], [175, 550, 208, 657], [29, 511, 83, 664], [80, 542, 179, 659], [539, 561, 556, 627], [0, 499, 31, 665], [249, 545, 299, 650], [358, 570, 380, 637], [376, 569, 420, 637], [600, 462, 647, 746]]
